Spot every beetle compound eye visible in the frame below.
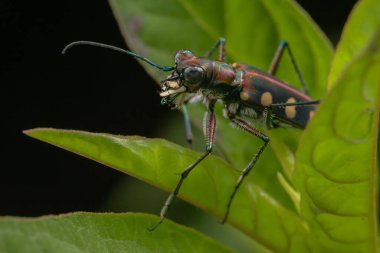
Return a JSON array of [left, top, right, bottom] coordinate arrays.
[[183, 67, 204, 84]]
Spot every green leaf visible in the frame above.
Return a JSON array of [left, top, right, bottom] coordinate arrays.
[[328, 0, 380, 88], [22, 1, 337, 252], [0, 212, 233, 253], [25, 128, 315, 253], [108, 0, 333, 217], [294, 27, 380, 253]]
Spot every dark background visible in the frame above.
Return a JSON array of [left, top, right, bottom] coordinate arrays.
[[1, 0, 357, 216]]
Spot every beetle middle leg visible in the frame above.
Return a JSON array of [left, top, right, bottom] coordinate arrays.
[[268, 41, 309, 95], [149, 99, 217, 231], [221, 118, 270, 224]]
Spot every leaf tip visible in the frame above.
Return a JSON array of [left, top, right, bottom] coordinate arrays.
[[23, 128, 54, 137], [23, 128, 40, 137]]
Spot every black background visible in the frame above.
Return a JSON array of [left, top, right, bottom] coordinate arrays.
[[1, 0, 357, 216]]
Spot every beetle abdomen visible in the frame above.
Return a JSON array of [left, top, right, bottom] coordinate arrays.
[[239, 70, 316, 129]]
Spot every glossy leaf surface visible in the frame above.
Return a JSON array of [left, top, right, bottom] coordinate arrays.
[[295, 27, 380, 253], [19, 0, 380, 252], [0, 213, 233, 253], [25, 128, 312, 252]]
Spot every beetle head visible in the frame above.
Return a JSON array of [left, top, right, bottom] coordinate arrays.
[[160, 50, 207, 106]]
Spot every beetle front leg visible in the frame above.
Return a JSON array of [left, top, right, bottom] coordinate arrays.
[[182, 104, 193, 147], [180, 93, 204, 147], [221, 118, 270, 224], [149, 102, 216, 231], [205, 37, 226, 61]]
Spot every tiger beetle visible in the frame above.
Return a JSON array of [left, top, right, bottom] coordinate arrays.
[[63, 38, 319, 231]]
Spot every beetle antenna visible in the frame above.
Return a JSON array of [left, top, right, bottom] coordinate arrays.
[[62, 41, 175, 71]]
